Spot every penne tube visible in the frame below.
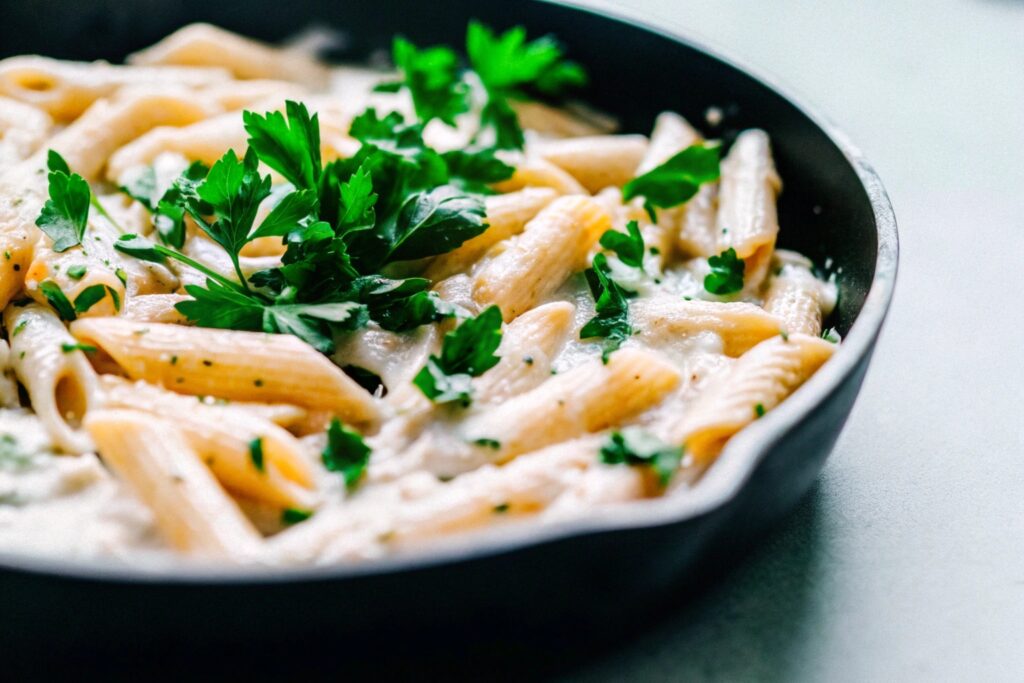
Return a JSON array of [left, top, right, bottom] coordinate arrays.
[[99, 377, 316, 508], [472, 195, 610, 321], [533, 134, 648, 192], [673, 334, 835, 465], [631, 297, 786, 356], [424, 188, 558, 280], [763, 257, 835, 337], [473, 301, 575, 403], [0, 55, 229, 122], [676, 181, 720, 258], [128, 23, 330, 87], [123, 294, 191, 324], [0, 97, 53, 171], [636, 111, 702, 174], [491, 154, 588, 196], [85, 409, 263, 560], [0, 339, 21, 408], [70, 318, 380, 425], [717, 130, 781, 290], [513, 100, 616, 138], [3, 303, 100, 453], [391, 348, 680, 479]]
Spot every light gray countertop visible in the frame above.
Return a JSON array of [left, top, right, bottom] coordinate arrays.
[[565, 1, 1024, 680]]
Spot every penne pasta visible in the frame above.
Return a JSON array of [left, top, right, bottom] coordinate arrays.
[[85, 409, 263, 560], [99, 377, 316, 508], [673, 334, 835, 465], [631, 297, 786, 356], [472, 195, 610, 321], [128, 23, 330, 87], [3, 303, 100, 453], [424, 188, 558, 280], [533, 134, 648, 192], [0, 55, 229, 122], [70, 318, 381, 426]]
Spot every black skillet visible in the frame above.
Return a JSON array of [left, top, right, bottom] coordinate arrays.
[[0, 0, 897, 670]]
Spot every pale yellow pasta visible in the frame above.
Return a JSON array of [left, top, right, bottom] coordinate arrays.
[[99, 377, 316, 508], [632, 298, 786, 356], [122, 294, 191, 324], [424, 188, 558, 281], [512, 100, 616, 138], [0, 339, 20, 408], [717, 129, 781, 290], [455, 348, 681, 472], [196, 79, 309, 111], [676, 182, 720, 258], [128, 23, 330, 87], [763, 258, 831, 337], [106, 112, 248, 182], [69, 318, 380, 425], [85, 409, 262, 560], [491, 154, 588, 195], [636, 111, 701, 174], [0, 97, 53, 171], [472, 195, 610, 321], [533, 134, 648, 193], [0, 55, 229, 122], [473, 301, 575, 403], [673, 334, 835, 464], [3, 303, 100, 453]]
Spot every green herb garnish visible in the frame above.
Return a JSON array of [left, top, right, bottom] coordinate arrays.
[[599, 428, 684, 485], [622, 143, 720, 220], [321, 418, 371, 490], [704, 247, 745, 295], [599, 220, 645, 269], [413, 305, 503, 406], [36, 150, 91, 252], [580, 253, 632, 362]]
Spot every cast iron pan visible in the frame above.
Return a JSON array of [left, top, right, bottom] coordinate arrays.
[[0, 0, 897, 674]]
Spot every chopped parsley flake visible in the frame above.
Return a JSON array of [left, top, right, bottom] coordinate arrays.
[[704, 247, 745, 295], [599, 428, 684, 486]]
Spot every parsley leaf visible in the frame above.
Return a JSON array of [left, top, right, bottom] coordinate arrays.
[[249, 189, 318, 239], [60, 342, 96, 354], [413, 305, 503, 406], [321, 418, 371, 490], [194, 147, 272, 285], [36, 150, 91, 252], [248, 437, 265, 472], [281, 508, 313, 525], [599, 220, 645, 269], [442, 148, 515, 193], [66, 264, 87, 280], [466, 21, 586, 96], [388, 185, 487, 262], [121, 162, 208, 249], [467, 21, 586, 150], [38, 281, 76, 321], [243, 101, 321, 191], [580, 253, 632, 362], [176, 280, 265, 331], [599, 428, 684, 485], [380, 37, 469, 127], [73, 284, 117, 314], [704, 247, 745, 295], [622, 143, 720, 219]]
